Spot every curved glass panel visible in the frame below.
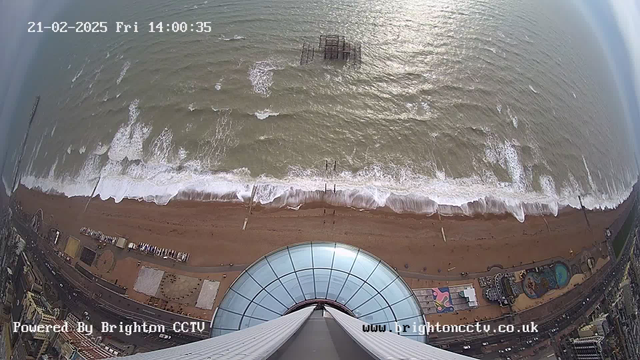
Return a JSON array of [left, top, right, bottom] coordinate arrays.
[[211, 242, 426, 341]]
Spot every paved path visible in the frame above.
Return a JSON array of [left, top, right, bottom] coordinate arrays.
[[118, 245, 570, 283], [106, 238, 570, 282], [117, 250, 249, 273], [12, 217, 210, 339], [397, 256, 568, 281]]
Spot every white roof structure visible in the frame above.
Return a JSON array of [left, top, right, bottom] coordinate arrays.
[[112, 305, 474, 360], [112, 306, 315, 360], [325, 306, 475, 360], [463, 288, 478, 308]]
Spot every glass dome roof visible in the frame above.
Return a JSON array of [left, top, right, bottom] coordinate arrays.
[[211, 242, 426, 342]]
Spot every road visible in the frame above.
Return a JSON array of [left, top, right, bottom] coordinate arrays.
[[9, 199, 637, 358], [442, 226, 636, 359], [12, 216, 211, 345]]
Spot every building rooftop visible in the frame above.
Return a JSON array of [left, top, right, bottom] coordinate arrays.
[[27, 292, 52, 316], [118, 306, 473, 360], [211, 242, 426, 341]]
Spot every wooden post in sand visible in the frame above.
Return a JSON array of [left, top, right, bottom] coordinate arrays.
[[438, 212, 447, 242], [83, 176, 101, 214], [248, 185, 257, 214], [542, 216, 550, 233], [243, 185, 257, 230], [578, 196, 591, 228]]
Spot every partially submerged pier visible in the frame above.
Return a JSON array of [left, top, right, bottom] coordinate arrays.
[[300, 35, 361, 66]]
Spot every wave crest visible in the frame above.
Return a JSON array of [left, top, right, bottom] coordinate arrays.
[[20, 160, 634, 222]]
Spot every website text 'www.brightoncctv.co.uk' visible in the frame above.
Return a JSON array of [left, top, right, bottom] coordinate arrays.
[[362, 321, 539, 336]]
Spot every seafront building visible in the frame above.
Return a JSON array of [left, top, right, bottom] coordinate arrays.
[[112, 242, 474, 359], [17, 291, 56, 358], [570, 336, 605, 360]]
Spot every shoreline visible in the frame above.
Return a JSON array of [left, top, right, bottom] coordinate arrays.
[[19, 180, 632, 223], [19, 167, 637, 223], [13, 184, 635, 275]]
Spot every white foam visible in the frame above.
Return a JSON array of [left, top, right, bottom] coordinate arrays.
[[221, 35, 245, 41], [188, 103, 197, 111], [249, 61, 278, 97], [255, 110, 279, 120], [506, 106, 518, 128], [26, 134, 44, 176], [72, 64, 85, 83], [116, 61, 131, 85], [93, 143, 110, 155], [496, 104, 502, 114], [88, 65, 103, 89], [582, 155, 597, 192], [539, 175, 557, 198], [3, 176, 11, 196], [66, 145, 73, 155], [79, 146, 86, 154], [107, 99, 152, 161], [18, 112, 634, 223], [20, 156, 634, 223], [529, 85, 538, 94], [572, 92, 577, 99], [48, 157, 58, 178], [149, 128, 174, 163], [51, 125, 56, 137], [178, 147, 188, 160]]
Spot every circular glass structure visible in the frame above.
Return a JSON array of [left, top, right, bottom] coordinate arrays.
[[211, 242, 426, 342]]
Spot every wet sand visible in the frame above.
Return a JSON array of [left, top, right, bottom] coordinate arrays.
[[14, 185, 632, 275]]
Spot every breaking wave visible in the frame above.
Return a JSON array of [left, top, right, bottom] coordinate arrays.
[[19, 158, 634, 222], [116, 61, 131, 85], [255, 110, 279, 120], [71, 64, 85, 83], [221, 35, 245, 41], [107, 99, 152, 161], [17, 101, 636, 222], [249, 61, 279, 97]]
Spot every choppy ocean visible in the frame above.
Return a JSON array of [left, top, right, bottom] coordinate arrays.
[[4, 0, 638, 221]]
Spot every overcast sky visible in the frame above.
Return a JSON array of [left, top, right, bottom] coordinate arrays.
[[574, 0, 640, 157], [0, 0, 68, 179]]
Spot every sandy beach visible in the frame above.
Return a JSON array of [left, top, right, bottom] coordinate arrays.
[[14, 185, 631, 275]]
